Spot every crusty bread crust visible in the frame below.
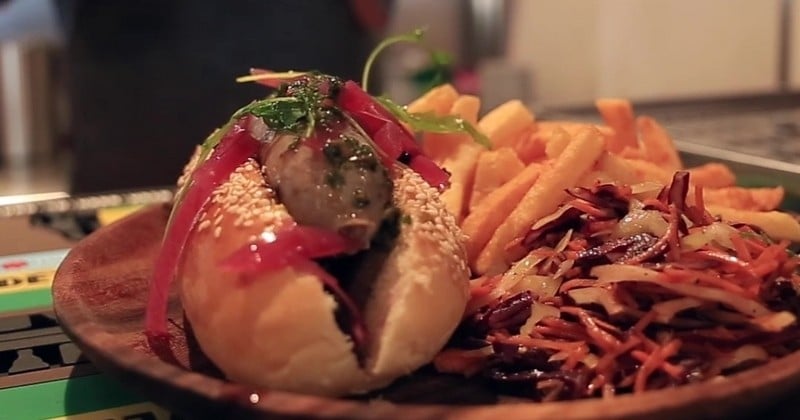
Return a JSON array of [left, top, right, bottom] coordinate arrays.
[[179, 159, 469, 396]]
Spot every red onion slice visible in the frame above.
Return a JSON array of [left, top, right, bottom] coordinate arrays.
[[408, 154, 451, 191], [219, 224, 359, 274], [219, 224, 367, 353], [145, 121, 259, 340], [338, 81, 447, 188]]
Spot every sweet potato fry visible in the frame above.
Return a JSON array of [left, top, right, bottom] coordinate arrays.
[[475, 127, 606, 274], [478, 100, 536, 150], [707, 205, 800, 242], [687, 163, 736, 188], [595, 98, 638, 153], [470, 147, 526, 211], [638, 116, 683, 171], [462, 162, 546, 263], [703, 187, 785, 211], [407, 83, 459, 115]]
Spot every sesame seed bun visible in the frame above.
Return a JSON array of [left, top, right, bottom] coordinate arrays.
[[178, 159, 470, 396]]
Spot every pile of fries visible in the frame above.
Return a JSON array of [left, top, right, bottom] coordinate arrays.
[[408, 85, 800, 276]]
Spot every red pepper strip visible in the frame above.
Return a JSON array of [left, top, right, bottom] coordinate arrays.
[[146, 121, 259, 340], [219, 224, 367, 353]]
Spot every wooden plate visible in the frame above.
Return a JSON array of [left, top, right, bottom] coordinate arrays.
[[53, 205, 800, 419]]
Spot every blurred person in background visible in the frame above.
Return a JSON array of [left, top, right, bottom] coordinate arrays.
[[54, 0, 390, 193]]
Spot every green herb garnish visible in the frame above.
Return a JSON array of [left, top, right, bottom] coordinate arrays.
[[375, 96, 491, 149], [240, 97, 306, 132], [362, 28, 426, 92], [235, 70, 308, 84]]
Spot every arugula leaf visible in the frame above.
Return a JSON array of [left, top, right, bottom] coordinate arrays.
[[362, 29, 426, 92], [375, 96, 491, 149], [174, 97, 309, 217], [242, 97, 307, 132]]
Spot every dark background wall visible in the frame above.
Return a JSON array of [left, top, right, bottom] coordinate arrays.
[[56, 0, 382, 193]]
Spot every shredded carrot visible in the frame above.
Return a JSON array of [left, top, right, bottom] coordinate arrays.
[[729, 232, 753, 262], [534, 326, 587, 341], [596, 335, 643, 373], [504, 336, 585, 353], [440, 174, 800, 401], [632, 339, 683, 386], [563, 343, 590, 370], [632, 310, 657, 334], [570, 309, 622, 353], [568, 199, 612, 219]]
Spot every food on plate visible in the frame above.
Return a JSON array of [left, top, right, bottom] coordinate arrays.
[[142, 28, 800, 401], [424, 94, 800, 401], [144, 31, 488, 396]]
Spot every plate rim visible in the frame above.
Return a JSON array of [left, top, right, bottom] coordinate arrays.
[[52, 204, 800, 419]]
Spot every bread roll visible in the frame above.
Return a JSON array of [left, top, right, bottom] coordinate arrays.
[[179, 159, 469, 396]]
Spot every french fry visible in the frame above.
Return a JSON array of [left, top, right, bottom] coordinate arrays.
[[638, 116, 683, 171], [478, 100, 536, 149], [595, 98, 638, 153], [514, 131, 548, 164], [707, 205, 800, 242], [687, 163, 736, 188], [618, 146, 645, 160], [623, 158, 673, 185], [423, 95, 481, 162], [595, 153, 643, 186], [470, 147, 525, 211], [434, 95, 483, 223], [475, 127, 606, 274], [407, 83, 459, 115], [439, 145, 481, 223], [544, 126, 571, 159], [463, 162, 546, 263], [578, 170, 616, 188], [703, 186, 785, 211], [536, 121, 613, 138]]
